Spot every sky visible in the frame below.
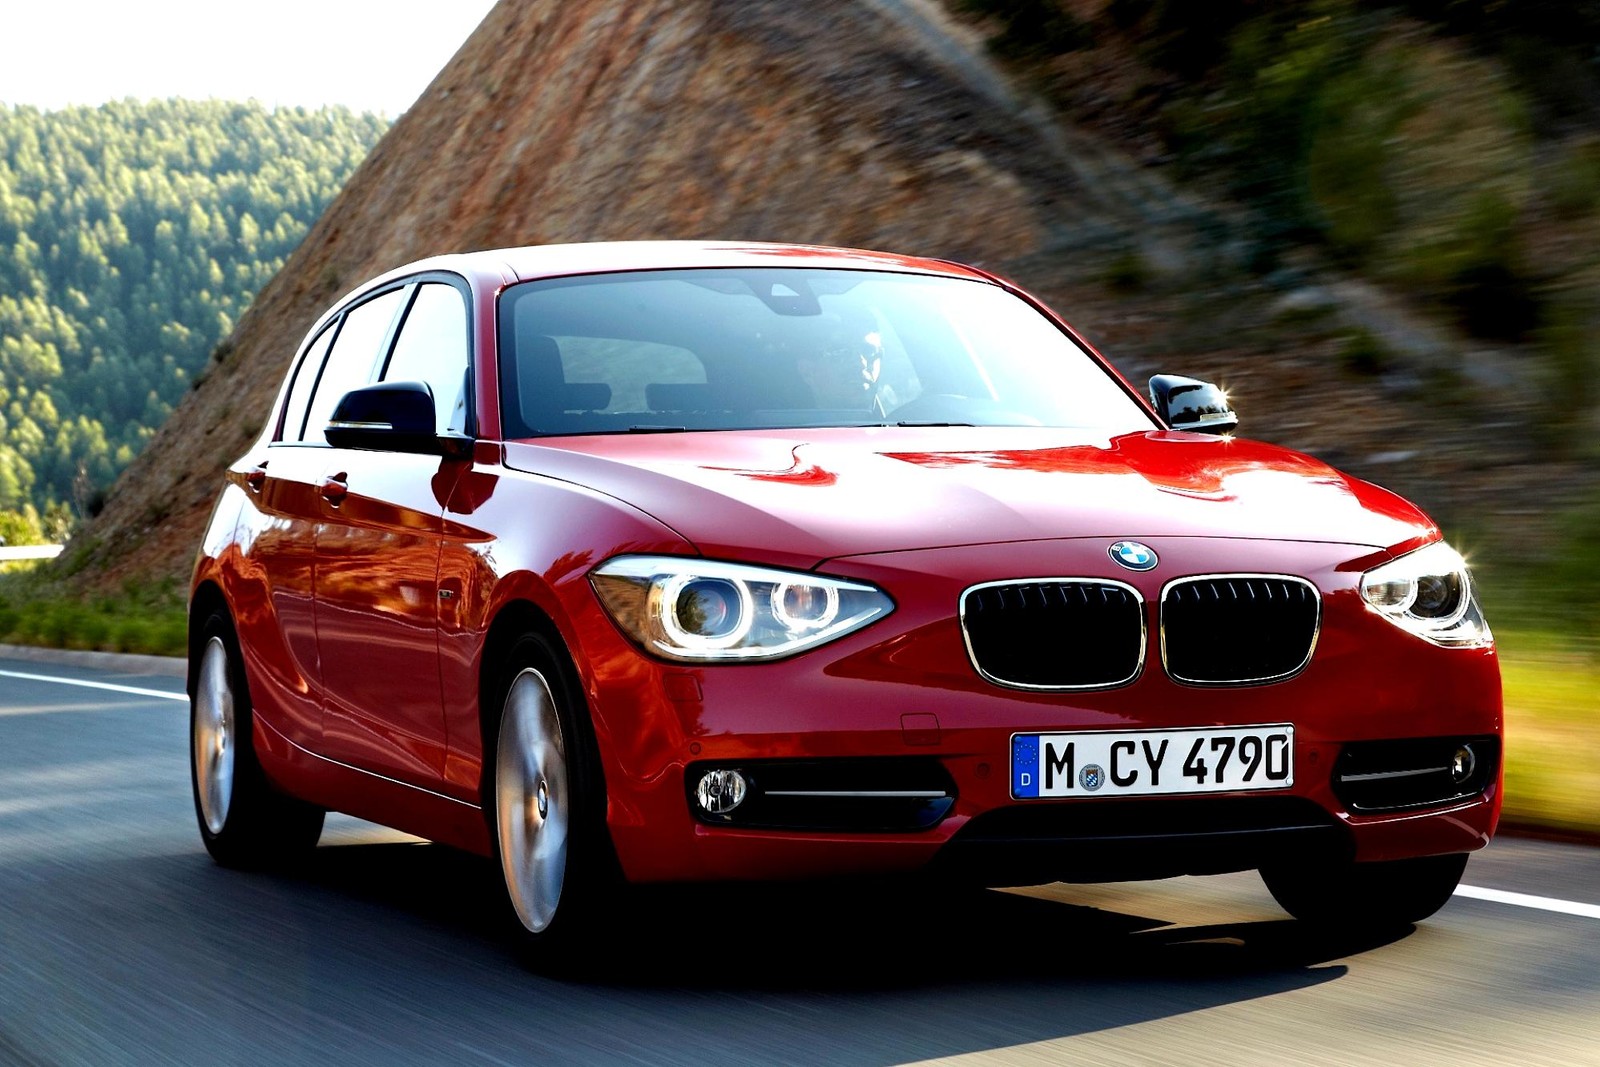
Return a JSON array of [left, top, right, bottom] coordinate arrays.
[[0, 0, 500, 116]]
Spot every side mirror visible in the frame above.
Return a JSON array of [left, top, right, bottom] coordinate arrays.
[[325, 380, 472, 459], [1149, 374, 1238, 435]]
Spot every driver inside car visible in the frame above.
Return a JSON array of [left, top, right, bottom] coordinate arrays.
[[793, 313, 890, 414]]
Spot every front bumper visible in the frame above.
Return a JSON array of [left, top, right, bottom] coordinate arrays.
[[570, 536, 1503, 885]]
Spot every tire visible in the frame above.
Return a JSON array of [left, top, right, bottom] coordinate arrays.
[[487, 632, 615, 965], [1261, 852, 1469, 930], [190, 608, 324, 867]]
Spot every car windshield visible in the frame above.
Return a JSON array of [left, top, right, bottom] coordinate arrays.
[[496, 267, 1154, 436]]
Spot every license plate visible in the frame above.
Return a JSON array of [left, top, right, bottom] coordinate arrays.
[[1011, 725, 1294, 799]]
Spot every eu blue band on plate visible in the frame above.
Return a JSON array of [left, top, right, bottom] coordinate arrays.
[[1012, 734, 1039, 798]]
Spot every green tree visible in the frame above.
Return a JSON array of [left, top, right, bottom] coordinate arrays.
[[0, 99, 388, 514]]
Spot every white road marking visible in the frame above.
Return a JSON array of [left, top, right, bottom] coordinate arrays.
[[0, 668, 187, 702], [1455, 884, 1600, 920]]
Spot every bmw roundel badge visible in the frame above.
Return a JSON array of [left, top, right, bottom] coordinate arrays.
[[1109, 540, 1158, 571]]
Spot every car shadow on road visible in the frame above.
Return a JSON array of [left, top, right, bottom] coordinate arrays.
[[263, 837, 1404, 990], [8, 839, 1407, 1066]]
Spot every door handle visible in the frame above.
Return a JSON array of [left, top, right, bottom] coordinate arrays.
[[320, 473, 348, 506], [246, 463, 268, 492]]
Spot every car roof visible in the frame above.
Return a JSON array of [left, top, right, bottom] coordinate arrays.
[[359, 240, 996, 293], [499, 240, 991, 283]]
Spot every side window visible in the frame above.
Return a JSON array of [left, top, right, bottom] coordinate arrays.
[[277, 324, 336, 443], [382, 282, 471, 435], [302, 287, 408, 445]]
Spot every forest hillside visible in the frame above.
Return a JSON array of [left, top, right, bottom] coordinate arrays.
[[0, 100, 387, 536]]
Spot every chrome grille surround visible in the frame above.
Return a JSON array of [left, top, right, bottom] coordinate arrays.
[[1160, 573, 1321, 686], [960, 578, 1147, 691]]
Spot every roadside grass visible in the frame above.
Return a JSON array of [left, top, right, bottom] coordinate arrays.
[[0, 561, 186, 657], [1495, 629, 1600, 838]]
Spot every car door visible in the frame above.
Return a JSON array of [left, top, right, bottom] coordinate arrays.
[[234, 322, 340, 749], [312, 279, 471, 789]]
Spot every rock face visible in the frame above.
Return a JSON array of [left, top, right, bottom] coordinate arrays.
[[75, 0, 1113, 591], [74, 0, 1546, 594]]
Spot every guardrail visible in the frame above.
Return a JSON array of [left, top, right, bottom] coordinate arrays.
[[0, 545, 64, 561]]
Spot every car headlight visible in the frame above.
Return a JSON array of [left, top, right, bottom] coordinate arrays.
[[1359, 541, 1491, 648], [590, 556, 894, 662]]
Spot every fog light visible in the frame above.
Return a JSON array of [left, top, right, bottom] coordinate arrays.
[[1451, 745, 1477, 785], [696, 769, 747, 815]]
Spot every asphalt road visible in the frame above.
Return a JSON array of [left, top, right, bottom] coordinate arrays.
[[2, 655, 1597, 1067]]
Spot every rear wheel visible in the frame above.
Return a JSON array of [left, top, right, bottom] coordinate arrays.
[[190, 609, 324, 867], [489, 632, 614, 964], [1261, 852, 1469, 929]]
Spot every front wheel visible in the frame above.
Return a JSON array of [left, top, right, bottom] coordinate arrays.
[[190, 609, 324, 867], [1261, 852, 1469, 930], [489, 633, 615, 963]]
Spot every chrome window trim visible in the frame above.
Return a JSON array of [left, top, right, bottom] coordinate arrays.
[[1159, 573, 1322, 687], [959, 577, 1147, 692]]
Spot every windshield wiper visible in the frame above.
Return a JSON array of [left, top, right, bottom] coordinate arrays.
[[895, 421, 975, 428], [626, 425, 689, 433]]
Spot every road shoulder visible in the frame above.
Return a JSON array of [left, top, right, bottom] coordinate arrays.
[[0, 642, 186, 678]]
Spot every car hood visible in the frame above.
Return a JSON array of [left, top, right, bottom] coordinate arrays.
[[503, 427, 1434, 568]]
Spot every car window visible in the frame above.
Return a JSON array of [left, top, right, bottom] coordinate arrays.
[[382, 282, 472, 435], [276, 324, 337, 443], [301, 286, 408, 444], [496, 268, 1153, 437]]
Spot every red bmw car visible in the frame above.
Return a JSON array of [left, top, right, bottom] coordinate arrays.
[[188, 241, 1501, 954]]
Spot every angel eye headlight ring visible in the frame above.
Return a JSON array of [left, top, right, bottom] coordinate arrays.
[[1359, 541, 1489, 648], [658, 575, 753, 649], [770, 581, 840, 632], [590, 556, 894, 662]]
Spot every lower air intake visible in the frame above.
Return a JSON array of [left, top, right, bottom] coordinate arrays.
[[1334, 737, 1499, 813]]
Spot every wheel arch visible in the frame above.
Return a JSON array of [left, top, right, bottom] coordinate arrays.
[[476, 594, 623, 888], [187, 579, 229, 698], [477, 598, 586, 804]]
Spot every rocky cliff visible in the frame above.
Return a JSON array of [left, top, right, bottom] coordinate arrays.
[[71, 0, 1548, 593]]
